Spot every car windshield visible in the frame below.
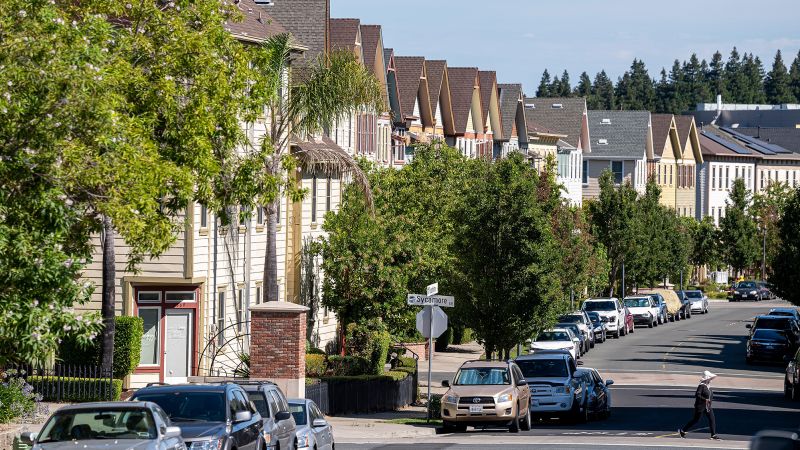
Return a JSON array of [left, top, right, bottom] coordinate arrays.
[[454, 367, 510, 385], [133, 391, 226, 423], [583, 301, 615, 311], [37, 409, 157, 443], [557, 315, 581, 324], [738, 282, 757, 289], [537, 331, 570, 341], [557, 324, 580, 336], [755, 317, 792, 330], [288, 403, 307, 426], [685, 291, 703, 299], [753, 329, 787, 341], [516, 359, 569, 378], [624, 298, 650, 308]]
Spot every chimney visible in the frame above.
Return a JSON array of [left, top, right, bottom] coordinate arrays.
[[716, 94, 723, 112]]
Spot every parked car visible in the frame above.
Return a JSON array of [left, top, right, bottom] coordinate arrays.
[[515, 350, 587, 423], [288, 399, 334, 450], [574, 367, 613, 421], [731, 280, 765, 301], [770, 308, 800, 322], [582, 298, 624, 338], [748, 315, 800, 350], [747, 328, 793, 364], [674, 291, 694, 319], [531, 328, 579, 360], [440, 360, 532, 433], [750, 429, 800, 449], [237, 381, 297, 450], [683, 290, 709, 314], [131, 383, 263, 450], [759, 281, 777, 300], [623, 296, 659, 328], [586, 312, 608, 343], [622, 306, 635, 335], [785, 348, 800, 400], [19, 401, 185, 450], [558, 311, 595, 348], [556, 322, 590, 356], [639, 288, 682, 322], [648, 293, 669, 324]]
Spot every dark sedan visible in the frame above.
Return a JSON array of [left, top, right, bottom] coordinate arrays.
[[731, 280, 764, 301], [747, 329, 793, 364], [586, 312, 607, 343]]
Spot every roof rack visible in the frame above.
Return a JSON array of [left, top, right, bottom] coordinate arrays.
[[145, 382, 170, 387], [226, 380, 277, 386]]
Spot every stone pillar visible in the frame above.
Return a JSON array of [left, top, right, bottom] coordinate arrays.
[[249, 301, 309, 398]]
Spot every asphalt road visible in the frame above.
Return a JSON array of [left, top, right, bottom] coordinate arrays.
[[341, 300, 800, 449]]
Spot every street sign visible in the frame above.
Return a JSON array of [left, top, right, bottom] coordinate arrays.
[[427, 282, 439, 296], [416, 306, 448, 339], [407, 294, 455, 308]]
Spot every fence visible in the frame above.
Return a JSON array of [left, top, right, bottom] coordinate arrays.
[[309, 375, 415, 416], [6, 363, 116, 403], [305, 381, 330, 415]]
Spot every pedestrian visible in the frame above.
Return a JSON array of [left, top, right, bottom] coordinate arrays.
[[679, 370, 720, 440]]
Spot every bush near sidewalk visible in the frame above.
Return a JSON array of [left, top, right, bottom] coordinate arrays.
[[27, 376, 123, 402], [346, 318, 391, 376], [0, 376, 36, 423], [58, 316, 144, 379]]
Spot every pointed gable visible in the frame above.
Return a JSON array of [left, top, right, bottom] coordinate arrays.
[[675, 115, 704, 164], [359, 24, 388, 106], [384, 48, 402, 124], [330, 18, 362, 62], [425, 60, 455, 136], [478, 71, 501, 139], [448, 67, 481, 135], [651, 113, 680, 159], [522, 97, 587, 149], [394, 56, 432, 126], [498, 84, 524, 140], [587, 111, 652, 159]]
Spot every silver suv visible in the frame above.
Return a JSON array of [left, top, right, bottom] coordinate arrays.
[[515, 350, 587, 422]]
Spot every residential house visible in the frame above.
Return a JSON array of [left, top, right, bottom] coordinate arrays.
[[394, 56, 433, 157], [384, 48, 409, 165], [675, 115, 703, 217], [495, 83, 528, 159], [446, 67, 485, 158], [649, 114, 682, 210], [526, 120, 566, 172], [359, 24, 393, 166], [478, 71, 502, 159], [328, 18, 362, 156], [523, 97, 590, 205], [584, 111, 653, 198], [425, 60, 455, 141]]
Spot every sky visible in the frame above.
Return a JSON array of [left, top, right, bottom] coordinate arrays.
[[331, 0, 800, 96]]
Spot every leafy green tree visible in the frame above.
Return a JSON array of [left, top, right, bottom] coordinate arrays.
[[719, 178, 760, 276], [628, 181, 669, 287], [724, 47, 746, 103], [707, 51, 727, 100], [790, 50, 800, 102], [666, 216, 695, 289], [692, 216, 722, 272], [592, 70, 616, 110], [536, 69, 552, 97], [575, 72, 592, 98], [741, 53, 767, 104], [616, 59, 656, 111], [450, 153, 561, 359], [752, 182, 794, 278], [765, 50, 794, 104], [771, 188, 800, 304]]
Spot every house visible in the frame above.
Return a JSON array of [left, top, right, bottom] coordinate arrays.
[[478, 71, 502, 159], [649, 114, 682, 210], [425, 60, 455, 141], [446, 67, 485, 158], [394, 56, 433, 157], [359, 24, 393, 166], [584, 111, 653, 198], [526, 120, 566, 173], [328, 18, 362, 156], [675, 115, 703, 217], [495, 83, 528, 159], [523, 97, 590, 205], [384, 48, 409, 165]]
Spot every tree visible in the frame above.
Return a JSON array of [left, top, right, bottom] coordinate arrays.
[[451, 153, 561, 359], [691, 216, 722, 273], [536, 69, 552, 97], [724, 47, 746, 103], [684, 54, 711, 110], [628, 181, 669, 287], [765, 50, 794, 104], [559, 70, 572, 97], [790, 50, 800, 102], [549, 74, 562, 98], [771, 188, 800, 304], [707, 51, 727, 100], [616, 59, 656, 111], [719, 178, 760, 276], [741, 53, 767, 104], [575, 71, 592, 98], [592, 70, 616, 110], [752, 182, 794, 278]]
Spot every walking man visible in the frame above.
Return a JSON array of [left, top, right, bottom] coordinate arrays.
[[679, 370, 720, 440]]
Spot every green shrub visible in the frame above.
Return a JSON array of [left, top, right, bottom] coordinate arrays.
[[306, 354, 327, 377], [0, 375, 36, 423], [398, 356, 416, 370], [321, 371, 409, 383], [435, 327, 452, 352], [346, 318, 391, 376], [28, 376, 122, 402], [427, 394, 442, 419], [59, 315, 144, 379], [326, 355, 370, 376], [307, 347, 326, 355]]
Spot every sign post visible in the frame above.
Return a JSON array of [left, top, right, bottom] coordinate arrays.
[[409, 284, 454, 422]]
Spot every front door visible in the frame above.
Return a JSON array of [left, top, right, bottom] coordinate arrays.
[[164, 310, 192, 384]]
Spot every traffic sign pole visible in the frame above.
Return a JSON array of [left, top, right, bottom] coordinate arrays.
[[427, 304, 433, 421]]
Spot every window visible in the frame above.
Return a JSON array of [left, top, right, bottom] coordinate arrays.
[[138, 291, 161, 304], [217, 291, 225, 345], [611, 161, 623, 184], [735, 166, 739, 180], [657, 165, 662, 184], [582, 160, 588, 184], [138, 307, 160, 366], [311, 175, 318, 223], [236, 288, 244, 332], [255, 285, 262, 305], [276, 193, 281, 226], [257, 205, 264, 226], [239, 205, 247, 227], [165, 292, 195, 303], [712, 166, 717, 190], [326, 176, 332, 212], [200, 204, 208, 228], [669, 165, 673, 186], [725, 167, 730, 189]]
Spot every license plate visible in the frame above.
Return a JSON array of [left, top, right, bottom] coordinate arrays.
[[469, 405, 483, 413], [532, 399, 539, 407]]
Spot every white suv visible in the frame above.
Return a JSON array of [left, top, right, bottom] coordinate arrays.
[[582, 298, 624, 338], [515, 351, 587, 422], [623, 296, 660, 328]]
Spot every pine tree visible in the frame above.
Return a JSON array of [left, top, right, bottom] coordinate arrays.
[[667, 60, 688, 114], [684, 53, 711, 110], [724, 47, 745, 102], [575, 71, 592, 98], [617, 59, 656, 111], [592, 70, 616, 110], [790, 50, 800, 103], [536, 69, 552, 97], [741, 53, 766, 103], [655, 68, 674, 113], [707, 51, 727, 100], [550, 74, 562, 97], [560, 70, 572, 97], [765, 50, 794, 104]]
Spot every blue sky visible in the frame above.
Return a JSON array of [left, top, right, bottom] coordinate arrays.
[[331, 0, 800, 95]]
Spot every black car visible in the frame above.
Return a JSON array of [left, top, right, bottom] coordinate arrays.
[[586, 312, 607, 343], [131, 383, 263, 450], [747, 328, 793, 364], [673, 291, 693, 319], [236, 381, 297, 450], [731, 280, 764, 301]]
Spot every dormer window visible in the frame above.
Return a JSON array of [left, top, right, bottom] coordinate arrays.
[[598, 139, 608, 145], [551, 103, 563, 109], [601, 118, 611, 125]]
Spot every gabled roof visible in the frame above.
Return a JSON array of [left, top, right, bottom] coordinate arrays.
[[425, 60, 455, 134], [674, 115, 694, 146], [478, 71, 496, 128], [498, 83, 523, 139], [394, 56, 431, 124], [527, 120, 563, 136], [448, 67, 481, 135], [359, 24, 381, 75], [257, 0, 328, 62], [586, 111, 652, 159], [383, 48, 402, 122], [330, 18, 361, 58], [225, 0, 287, 43], [522, 97, 586, 148], [650, 113, 676, 158]]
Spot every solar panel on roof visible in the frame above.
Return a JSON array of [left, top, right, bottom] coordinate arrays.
[[745, 143, 776, 155], [701, 131, 751, 155], [721, 127, 792, 154]]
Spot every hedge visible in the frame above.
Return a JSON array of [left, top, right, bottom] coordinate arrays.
[[306, 354, 327, 377], [27, 376, 123, 402], [59, 316, 144, 379], [320, 370, 409, 383], [346, 319, 390, 376], [326, 355, 369, 376]]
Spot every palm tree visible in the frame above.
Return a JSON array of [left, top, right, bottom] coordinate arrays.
[[257, 34, 383, 303]]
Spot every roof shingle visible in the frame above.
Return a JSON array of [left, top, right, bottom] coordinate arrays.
[[586, 111, 651, 159], [359, 24, 381, 75], [498, 84, 522, 139], [522, 97, 586, 147], [225, 0, 287, 42], [257, 0, 328, 63], [330, 18, 360, 53], [478, 71, 496, 130], [394, 56, 425, 121], [650, 113, 674, 157], [426, 60, 446, 118], [448, 67, 480, 135]]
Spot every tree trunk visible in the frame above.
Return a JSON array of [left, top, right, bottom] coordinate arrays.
[[263, 199, 279, 303], [100, 216, 116, 372]]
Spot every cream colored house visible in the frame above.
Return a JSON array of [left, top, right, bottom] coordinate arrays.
[[675, 116, 703, 218], [649, 114, 681, 209]]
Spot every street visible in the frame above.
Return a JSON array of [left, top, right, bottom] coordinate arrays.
[[340, 300, 800, 449]]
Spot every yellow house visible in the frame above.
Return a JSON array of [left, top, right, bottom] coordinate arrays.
[[649, 114, 681, 209], [675, 116, 703, 218]]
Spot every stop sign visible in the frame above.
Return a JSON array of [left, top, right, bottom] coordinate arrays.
[[416, 306, 448, 339]]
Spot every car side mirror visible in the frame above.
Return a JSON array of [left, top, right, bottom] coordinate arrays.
[[275, 411, 292, 422], [233, 410, 253, 423], [576, 360, 584, 366], [19, 432, 36, 444], [312, 418, 328, 428], [163, 426, 182, 439], [605, 379, 614, 386], [746, 324, 752, 329], [516, 379, 528, 386], [442, 380, 450, 388]]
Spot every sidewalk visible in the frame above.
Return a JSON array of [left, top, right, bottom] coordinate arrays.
[[417, 341, 483, 395]]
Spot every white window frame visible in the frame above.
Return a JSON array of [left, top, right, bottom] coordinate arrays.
[[165, 291, 196, 304], [137, 291, 162, 304], [137, 306, 161, 368]]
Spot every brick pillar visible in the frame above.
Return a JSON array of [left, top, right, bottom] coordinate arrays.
[[249, 301, 309, 398]]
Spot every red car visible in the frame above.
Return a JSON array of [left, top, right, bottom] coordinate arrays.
[[622, 306, 635, 335]]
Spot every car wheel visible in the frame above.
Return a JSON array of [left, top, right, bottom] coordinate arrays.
[[786, 378, 793, 399], [648, 320, 654, 328], [521, 408, 532, 431], [793, 382, 800, 401], [509, 410, 520, 433]]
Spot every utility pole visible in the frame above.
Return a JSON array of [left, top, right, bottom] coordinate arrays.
[[762, 224, 767, 279], [621, 261, 626, 299]]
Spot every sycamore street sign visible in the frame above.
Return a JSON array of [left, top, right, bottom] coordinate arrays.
[[407, 294, 455, 308]]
